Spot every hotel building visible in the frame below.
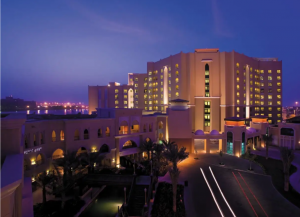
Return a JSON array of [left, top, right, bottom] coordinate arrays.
[[89, 48, 283, 133]]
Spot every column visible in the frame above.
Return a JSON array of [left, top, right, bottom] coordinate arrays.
[[205, 139, 210, 153]]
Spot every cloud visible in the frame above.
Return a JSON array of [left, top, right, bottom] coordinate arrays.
[[65, 0, 156, 41], [211, 0, 234, 38]]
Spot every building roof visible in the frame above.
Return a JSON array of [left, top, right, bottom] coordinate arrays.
[[195, 130, 204, 135], [224, 117, 245, 121], [169, 99, 189, 103], [26, 113, 97, 120]]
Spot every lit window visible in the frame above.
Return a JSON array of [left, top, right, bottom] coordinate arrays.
[[268, 76, 272, 80], [161, 94, 163, 98], [268, 83, 272, 87], [244, 100, 246, 104], [277, 114, 281, 118], [268, 95, 272, 99], [144, 78, 148, 81], [250, 94, 253, 98], [115, 106, 119, 108], [160, 75, 163, 79], [237, 77, 240, 82], [236, 63, 239, 67], [268, 101, 272, 105], [176, 85, 179, 90], [145, 106, 148, 110], [237, 107, 240, 112], [149, 107, 152, 110], [277, 101, 281, 105], [176, 71, 179, 76], [261, 95, 264, 99], [175, 64, 179, 68], [115, 89, 119, 93], [277, 76, 281, 80], [277, 120, 281, 123], [124, 95, 128, 99], [168, 87, 171, 91], [277, 82, 281, 86], [168, 73, 171, 78], [115, 100, 119, 104], [268, 70, 272, 74], [169, 67, 171, 71], [176, 92, 179, 97], [277, 107, 281, 111], [161, 82, 163, 86], [250, 74, 253, 79], [144, 83, 147, 87], [169, 80, 171, 84], [261, 101, 264, 105], [149, 71, 152, 75], [250, 88, 253, 92], [277, 95, 281, 99], [237, 100, 240, 105], [268, 107, 272, 111], [237, 85, 240, 90], [161, 69, 163, 73], [261, 70, 264, 74], [277, 70, 281, 73], [135, 84, 138, 87], [268, 120, 272, 123], [168, 94, 171, 97], [237, 92, 240, 97], [250, 67, 253, 72], [115, 94, 118, 99], [268, 114, 272, 117], [124, 89, 128, 93], [124, 100, 128, 105], [237, 70, 239, 75], [175, 78, 179, 83], [261, 107, 264, 111]]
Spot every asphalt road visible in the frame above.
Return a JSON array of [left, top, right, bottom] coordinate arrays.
[[160, 154, 300, 217]]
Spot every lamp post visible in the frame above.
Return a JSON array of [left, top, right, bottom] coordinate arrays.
[[144, 188, 147, 207], [133, 160, 136, 175], [124, 187, 126, 206], [150, 160, 153, 176]]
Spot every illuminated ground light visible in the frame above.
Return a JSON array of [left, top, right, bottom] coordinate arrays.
[[200, 168, 224, 217]]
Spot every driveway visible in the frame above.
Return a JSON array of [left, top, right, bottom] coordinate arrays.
[[159, 153, 300, 217]]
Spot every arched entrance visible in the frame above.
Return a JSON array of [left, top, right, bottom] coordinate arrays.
[[36, 154, 43, 166], [227, 132, 233, 154], [100, 144, 109, 153], [76, 147, 87, 156], [241, 132, 246, 155], [52, 149, 64, 159]]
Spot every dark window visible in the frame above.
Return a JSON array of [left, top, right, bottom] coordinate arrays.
[[281, 128, 294, 136]]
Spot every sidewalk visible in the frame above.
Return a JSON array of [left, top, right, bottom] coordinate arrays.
[[252, 147, 300, 194]]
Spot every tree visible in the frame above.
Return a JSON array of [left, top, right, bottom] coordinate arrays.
[[52, 151, 81, 208], [245, 147, 256, 170], [152, 143, 167, 176], [140, 139, 154, 160], [280, 147, 295, 192], [262, 134, 273, 159], [35, 171, 55, 207], [163, 140, 189, 213], [79, 151, 106, 173]]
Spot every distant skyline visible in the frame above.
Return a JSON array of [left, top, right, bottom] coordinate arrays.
[[2, 0, 300, 106]]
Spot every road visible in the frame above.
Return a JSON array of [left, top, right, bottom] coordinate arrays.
[[159, 153, 300, 217]]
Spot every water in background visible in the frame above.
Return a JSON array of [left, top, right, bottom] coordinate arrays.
[[0, 109, 89, 115]]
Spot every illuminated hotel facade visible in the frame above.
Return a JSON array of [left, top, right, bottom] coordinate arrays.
[[89, 48, 283, 132]]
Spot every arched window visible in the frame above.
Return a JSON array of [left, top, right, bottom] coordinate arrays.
[[143, 124, 147, 132], [52, 149, 64, 159], [122, 140, 137, 149], [24, 135, 28, 148], [119, 121, 129, 135], [158, 121, 163, 129], [60, 130, 65, 141], [84, 129, 89, 140], [36, 154, 43, 165], [149, 124, 153, 132], [131, 120, 140, 133], [106, 127, 110, 137], [227, 132, 233, 154], [241, 132, 246, 155], [40, 132, 44, 144], [52, 130, 56, 142], [33, 134, 37, 146], [74, 129, 80, 140], [100, 144, 109, 153], [98, 128, 102, 138]]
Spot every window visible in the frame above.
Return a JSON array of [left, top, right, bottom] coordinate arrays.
[[144, 83, 147, 87], [277, 76, 281, 80], [237, 70, 239, 75], [237, 92, 240, 97], [277, 107, 281, 111], [237, 100, 240, 105], [268, 114, 272, 118], [60, 130, 64, 141], [176, 85, 179, 90], [268, 95, 272, 100], [135, 84, 138, 87], [168, 67, 171, 71], [250, 74, 253, 79], [236, 63, 239, 67], [277, 70, 281, 73], [135, 78, 138, 81], [115, 89, 119, 93], [261, 107, 264, 111], [176, 71, 179, 76], [237, 85, 240, 90], [144, 77, 148, 81], [237, 107, 240, 112], [149, 71, 152, 75], [261, 101, 264, 105], [176, 92, 179, 97], [98, 129, 102, 137], [124, 89, 128, 93], [268, 83, 272, 87], [115, 100, 119, 104], [268, 76, 272, 80], [168, 94, 171, 98], [277, 120, 281, 123], [277, 82, 281, 86], [115, 106, 119, 108], [268, 107, 272, 111], [124, 101, 127, 104], [145, 106, 148, 110], [277, 114, 281, 118], [168, 80, 171, 84], [168, 73, 171, 78], [237, 77, 240, 82], [175, 64, 179, 68], [261, 95, 264, 99], [268, 70, 272, 74], [261, 70, 264, 74], [84, 129, 89, 140], [175, 78, 179, 83], [277, 101, 281, 105], [160, 75, 163, 79], [168, 87, 171, 91], [237, 114, 240, 117], [161, 69, 163, 73], [52, 130, 56, 142], [268, 101, 272, 105], [277, 95, 281, 99]]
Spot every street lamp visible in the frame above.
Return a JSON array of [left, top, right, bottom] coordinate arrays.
[[124, 187, 127, 205], [150, 160, 153, 176], [144, 188, 147, 207], [133, 160, 136, 175]]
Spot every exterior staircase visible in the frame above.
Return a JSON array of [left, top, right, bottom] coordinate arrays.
[[128, 184, 148, 216]]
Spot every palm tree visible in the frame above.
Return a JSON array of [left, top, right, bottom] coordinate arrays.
[[79, 151, 106, 173], [152, 143, 167, 176], [245, 147, 256, 170], [280, 147, 295, 191], [35, 171, 54, 207], [140, 139, 154, 160], [163, 140, 189, 213], [262, 134, 273, 159], [52, 151, 81, 208]]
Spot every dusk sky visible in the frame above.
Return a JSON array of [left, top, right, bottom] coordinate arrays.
[[2, 0, 300, 105]]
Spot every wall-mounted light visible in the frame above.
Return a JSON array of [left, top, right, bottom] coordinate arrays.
[[112, 158, 115, 163], [46, 170, 49, 175], [31, 159, 36, 165], [31, 177, 35, 182]]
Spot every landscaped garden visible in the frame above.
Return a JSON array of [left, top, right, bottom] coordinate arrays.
[[151, 182, 185, 217]]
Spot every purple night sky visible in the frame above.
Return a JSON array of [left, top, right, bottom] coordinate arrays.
[[2, 0, 300, 105]]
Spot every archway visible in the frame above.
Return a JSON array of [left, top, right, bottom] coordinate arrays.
[[98, 128, 102, 137], [227, 132, 233, 154], [100, 144, 109, 153], [36, 154, 43, 165], [52, 149, 64, 159], [76, 147, 87, 156], [122, 140, 137, 149], [119, 121, 129, 134], [106, 127, 110, 137], [52, 130, 56, 142]]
